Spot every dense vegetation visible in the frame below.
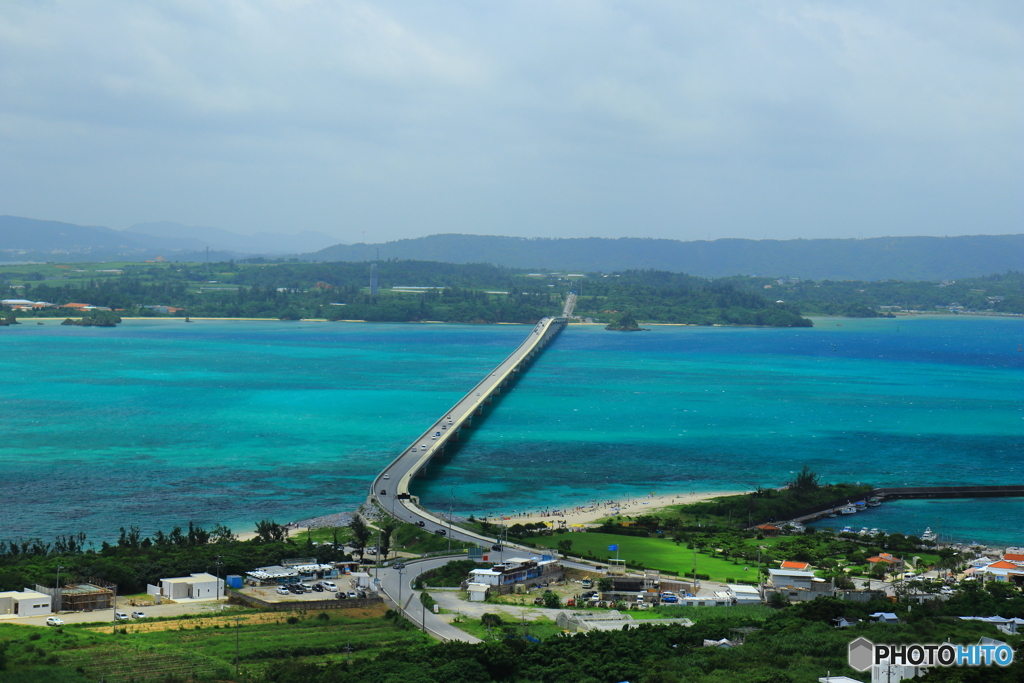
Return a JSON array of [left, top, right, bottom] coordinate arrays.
[[5, 259, 1020, 325], [0, 521, 345, 596], [2, 260, 813, 326], [722, 271, 1024, 316], [677, 467, 874, 527]]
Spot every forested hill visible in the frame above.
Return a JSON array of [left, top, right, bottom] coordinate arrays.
[[311, 233, 1024, 281]]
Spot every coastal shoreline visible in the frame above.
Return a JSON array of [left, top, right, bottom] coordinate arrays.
[[477, 489, 746, 528]]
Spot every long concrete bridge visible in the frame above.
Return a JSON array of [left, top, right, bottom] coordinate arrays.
[[369, 316, 567, 546]]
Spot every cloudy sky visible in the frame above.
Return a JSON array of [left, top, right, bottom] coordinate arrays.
[[1, 1, 1020, 243]]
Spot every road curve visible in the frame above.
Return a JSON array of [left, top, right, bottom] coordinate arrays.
[[369, 316, 566, 547]]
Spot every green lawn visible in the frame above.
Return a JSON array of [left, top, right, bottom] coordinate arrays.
[[535, 533, 760, 582]]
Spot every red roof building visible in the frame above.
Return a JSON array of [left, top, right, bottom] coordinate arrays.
[[780, 561, 811, 571]]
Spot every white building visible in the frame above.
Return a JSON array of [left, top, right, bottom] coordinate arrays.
[[150, 573, 222, 601], [467, 583, 490, 602], [0, 589, 52, 617], [725, 584, 762, 604], [768, 569, 816, 590]]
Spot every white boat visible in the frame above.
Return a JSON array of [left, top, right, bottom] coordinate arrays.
[[841, 526, 853, 534], [867, 497, 882, 507], [869, 528, 879, 535], [922, 527, 937, 542], [859, 527, 870, 535], [839, 504, 857, 515]]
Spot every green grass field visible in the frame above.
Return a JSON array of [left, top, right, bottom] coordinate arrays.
[[533, 533, 760, 582]]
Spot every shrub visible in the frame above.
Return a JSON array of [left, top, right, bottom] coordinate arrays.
[[286, 616, 300, 625], [316, 612, 330, 621]]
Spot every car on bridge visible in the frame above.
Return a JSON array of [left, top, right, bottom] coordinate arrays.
[[383, 473, 389, 479]]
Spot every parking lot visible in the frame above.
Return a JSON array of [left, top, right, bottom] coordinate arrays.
[[237, 580, 372, 605]]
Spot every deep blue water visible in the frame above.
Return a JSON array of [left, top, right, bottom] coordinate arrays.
[[1, 316, 1021, 546]]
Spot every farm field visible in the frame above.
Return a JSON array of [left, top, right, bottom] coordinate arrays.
[[0, 605, 429, 682]]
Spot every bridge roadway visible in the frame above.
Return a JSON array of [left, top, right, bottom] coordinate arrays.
[[369, 316, 567, 547]]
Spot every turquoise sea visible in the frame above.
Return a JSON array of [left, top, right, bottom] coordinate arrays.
[[1, 316, 1022, 546]]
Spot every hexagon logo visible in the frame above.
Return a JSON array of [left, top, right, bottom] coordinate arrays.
[[848, 637, 875, 672]]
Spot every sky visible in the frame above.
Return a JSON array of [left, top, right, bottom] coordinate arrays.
[[0, 1, 1020, 244]]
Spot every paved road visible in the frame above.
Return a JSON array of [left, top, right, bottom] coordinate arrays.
[[3, 598, 234, 628], [370, 316, 566, 547], [375, 556, 482, 643]]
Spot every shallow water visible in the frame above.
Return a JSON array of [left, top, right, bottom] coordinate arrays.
[[2, 315, 1021, 546]]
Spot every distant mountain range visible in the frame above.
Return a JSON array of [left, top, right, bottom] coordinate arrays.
[[0, 215, 338, 262], [312, 233, 1024, 281], [2, 215, 1020, 281]]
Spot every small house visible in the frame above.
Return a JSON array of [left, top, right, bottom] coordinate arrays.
[[151, 573, 222, 601], [467, 583, 490, 602], [0, 590, 52, 617], [870, 612, 899, 624]]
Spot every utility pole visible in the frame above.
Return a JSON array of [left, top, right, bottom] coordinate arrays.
[[55, 565, 64, 613], [215, 555, 222, 602], [397, 566, 405, 617], [234, 616, 240, 677]]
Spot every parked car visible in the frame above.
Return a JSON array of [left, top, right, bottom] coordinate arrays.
[[114, 611, 129, 621], [45, 616, 64, 626], [320, 581, 338, 591], [131, 611, 147, 619], [336, 592, 347, 600], [276, 586, 290, 595], [348, 591, 357, 599], [312, 584, 324, 592]]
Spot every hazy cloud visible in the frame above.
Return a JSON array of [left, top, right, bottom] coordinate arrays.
[[0, 0, 1020, 243]]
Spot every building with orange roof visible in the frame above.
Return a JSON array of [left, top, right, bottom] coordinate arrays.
[[780, 561, 811, 571], [60, 303, 91, 309], [979, 560, 1024, 584], [755, 524, 780, 537], [866, 553, 904, 569]]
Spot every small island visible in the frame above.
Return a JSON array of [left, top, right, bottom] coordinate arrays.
[[61, 311, 122, 327], [605, 311, 646, 331]]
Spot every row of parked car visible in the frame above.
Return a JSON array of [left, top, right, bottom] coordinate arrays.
[[48, 609, 148, 626], [275, 580, 339, 596]]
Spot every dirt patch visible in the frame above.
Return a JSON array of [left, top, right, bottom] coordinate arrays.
[[85, 604, 389, 634]]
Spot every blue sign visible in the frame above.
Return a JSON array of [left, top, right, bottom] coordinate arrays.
[[608, 544, 619, 551]]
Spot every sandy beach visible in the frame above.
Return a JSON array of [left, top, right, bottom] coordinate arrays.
[[479, 489, 745, 528]]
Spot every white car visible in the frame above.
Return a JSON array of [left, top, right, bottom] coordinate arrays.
[[320, 581, 338, 591], [383, 473, 390, 479], [131, 611, 147, 619], [276, 586, 290, 595], [45, 616, 64, 627], [114, 611, 129, 621]]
